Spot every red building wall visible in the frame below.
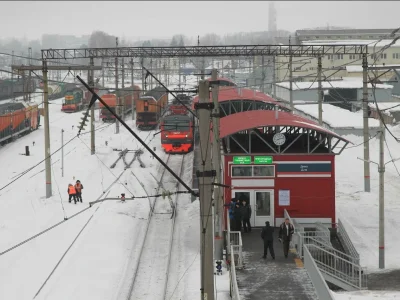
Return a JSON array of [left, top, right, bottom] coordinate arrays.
[[223, 154, 336, 227]]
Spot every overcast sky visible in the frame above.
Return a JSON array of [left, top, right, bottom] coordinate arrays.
[[1, 1, 400, 40]]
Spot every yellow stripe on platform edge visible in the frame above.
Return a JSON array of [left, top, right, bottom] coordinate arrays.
[[294, 258, 304, 268]]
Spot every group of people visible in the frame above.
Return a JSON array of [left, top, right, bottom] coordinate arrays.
[[261, 218, 294, 259], [226, 197, 252, 233], [67, 180, 84, 204]]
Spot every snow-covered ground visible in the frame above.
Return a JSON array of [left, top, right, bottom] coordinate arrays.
[[333, 291, 400, 300], [0, 74, 213, 300], [295, 103, 381, 128]]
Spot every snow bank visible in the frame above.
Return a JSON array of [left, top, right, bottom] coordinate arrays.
[[336, 126, 400, 272], [294, 103, 381, 128]]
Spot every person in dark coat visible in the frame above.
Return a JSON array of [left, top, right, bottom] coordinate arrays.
[[278, 218, 294, 258], [233, 203, 242, 231], [224, 197, 237, 231], [241, 199, 252, 233], [261, 221, 275, 259]]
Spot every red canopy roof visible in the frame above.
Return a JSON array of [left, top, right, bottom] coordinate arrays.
[[193, 87, 283, 106], [219, 110, 350, 143]]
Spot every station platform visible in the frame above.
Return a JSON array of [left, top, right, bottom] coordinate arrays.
[[236, 228, 319, 300]]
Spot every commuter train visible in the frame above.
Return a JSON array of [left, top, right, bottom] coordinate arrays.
[[160, 111, 194, 153], [0, 101, 40, 145], [168, 94, 193, 115], [136, 86, 168, 130], [99, 85, 141, 122]]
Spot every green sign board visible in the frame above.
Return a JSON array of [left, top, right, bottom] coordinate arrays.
[[254, 156, 273, 164], [233, 156, 251, 164]]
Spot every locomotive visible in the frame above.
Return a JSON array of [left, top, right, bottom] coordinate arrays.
[[136, 86, 168, 130], [160, 111, 194, 153]]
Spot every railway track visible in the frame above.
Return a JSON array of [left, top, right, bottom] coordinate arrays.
[[124, 153, 186, 300]]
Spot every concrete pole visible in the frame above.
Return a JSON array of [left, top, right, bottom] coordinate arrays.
[[261, 56, 265, 93], [11, 51, 14, 100], [197, 80, 215, 300], [102, 58, 105, 87], [43, 60, 52, 198], [131, 58, 135, 121], [115, 56, 119, 134], [179, 58, 182, 89], [317, 56, 323, 125], [378, 119, 385, 269], [211, 69, 223, 260], [273, 56, 277, 97], [122, 58, 125, 119], [141, 59, 145, 92], [362, 54, 370, 192], [289, 54, 294, 112], [90, 57, 95, 155], [61, 129, 64, 177]]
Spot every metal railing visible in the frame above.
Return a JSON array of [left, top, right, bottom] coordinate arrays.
[[304, 237, 368, 290], [226, 214, 244, 269], [315, 222, 332, 247], [303, 246, 334, 300], [337, 219, 360, 264], [229, 245, 241, 300]]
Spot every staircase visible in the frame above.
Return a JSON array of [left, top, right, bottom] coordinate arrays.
[[287, 213, 368, 291]]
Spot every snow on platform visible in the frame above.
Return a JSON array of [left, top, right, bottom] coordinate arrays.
[[277, 80, 392, 90], [369, 102, 400, 112], [294, 103, 381, 128]]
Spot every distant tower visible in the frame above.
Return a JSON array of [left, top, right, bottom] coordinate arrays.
[[268, 2, 277, 43]]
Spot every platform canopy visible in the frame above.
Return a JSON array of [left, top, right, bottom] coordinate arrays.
[[193, 87, 290, 117], [220, 110, 351, 155]]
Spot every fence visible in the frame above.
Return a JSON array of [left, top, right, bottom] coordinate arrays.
[[229, 245, 241, 300], [303, 246, 334, 300], [337, 219, 360, 265], [304, 237, 368, 290]]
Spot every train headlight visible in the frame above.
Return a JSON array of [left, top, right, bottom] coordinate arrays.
[[165, 135, 168, 138], [185, 134, 188, 137]]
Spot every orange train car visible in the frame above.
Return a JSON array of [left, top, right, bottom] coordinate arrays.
[[136, 86, 168, 130], [0, 102, 40, 145], [99, 85, 141, 122]]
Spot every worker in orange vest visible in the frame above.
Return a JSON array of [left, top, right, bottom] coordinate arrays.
[[68, 184, 77, 204], [74, 180, 84, 203]]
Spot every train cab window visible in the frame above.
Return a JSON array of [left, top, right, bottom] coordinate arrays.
[[253, 166, 275, 177], [144, 101, 149, 111], [232, 166, 252, 177]]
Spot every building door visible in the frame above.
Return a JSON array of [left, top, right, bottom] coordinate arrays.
[[253, 190, 274, 227]]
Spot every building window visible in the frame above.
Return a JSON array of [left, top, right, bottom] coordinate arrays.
[[349, 54, 356, 60], [253, 166, 275, 177], [336, 54, 343, 60], [393, 53, 399, 59], [381, 53, 387, 59], [232, 166, 252, 177], [231, 165, 275, 177]]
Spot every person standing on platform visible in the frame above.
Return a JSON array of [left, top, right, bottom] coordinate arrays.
[[261, 221, 275, 259], [278, 218, 294, 258], [233, 202, 243, 231], [241, 199, 252, 233], [224, 197, 237, 231]]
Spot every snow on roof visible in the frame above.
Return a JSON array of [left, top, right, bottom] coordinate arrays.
[[346, 64, 400, 73], [368, 102, 400, 112], [277, 80, 393, 90], [294, 103, 381, 128], [301, 39, 400, 48]]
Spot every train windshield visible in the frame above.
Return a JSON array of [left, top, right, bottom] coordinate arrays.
[[163, 115, 190, 131]]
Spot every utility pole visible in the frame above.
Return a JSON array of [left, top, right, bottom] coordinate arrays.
[[211, 69, 223, 260], [196, 80, 215, 300], [89, 57, 95, 155], [317, 55, 323, 125], [131, 58, 135, 121], [43, 60, 52, 198], [115, 37, 120, 134], [122, 57, 125, 119], [141, 58, 145, 92], [28, 47, 32, 102], [61, 129, 64, 177], [378, 119, 385, 269], [261, 56, 265, 93], [273, 55, 277, 97], [178, 58, 182, 88], [11, 51, 14, 100], [289, 54, 293, 112], [362, 53, 370, 192], [102, 58, 105, 87]]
